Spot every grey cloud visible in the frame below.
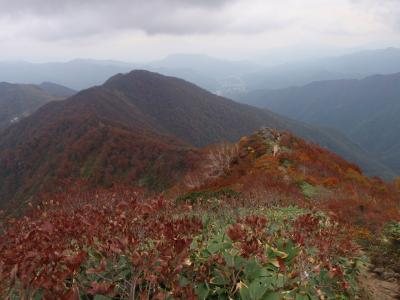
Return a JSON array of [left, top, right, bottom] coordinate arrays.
[[0, 0, 231, 16], [0, 0, 248, 39]]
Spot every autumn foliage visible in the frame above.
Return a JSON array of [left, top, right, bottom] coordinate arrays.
[[189, 129, 400, 232], [0, 128, 399, 299], [0, 187, 363, 299]]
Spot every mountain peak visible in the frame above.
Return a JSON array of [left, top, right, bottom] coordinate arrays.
[[105, 69, 171, 85]]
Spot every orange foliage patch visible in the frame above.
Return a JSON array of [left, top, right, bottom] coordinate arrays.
[[184, 129, 400, 232]]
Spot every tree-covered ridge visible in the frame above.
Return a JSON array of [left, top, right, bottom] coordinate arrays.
[[0, 71, 394, 210], [0, 82, 62, 130], [241, 72, 400, 177], [180, 128, 399, 231]]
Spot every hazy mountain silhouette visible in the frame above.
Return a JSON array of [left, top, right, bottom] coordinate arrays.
[[232, 47, 400, 96], [241, 72, 400, 175], [0, 60, 137, 90], [0, 82, 73, 130], [2, 48, 400, 95], [38, 82, 76, 98]]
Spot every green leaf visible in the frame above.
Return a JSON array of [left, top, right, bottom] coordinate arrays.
[[267, 223, 280, 234], [190, 239, 199, 250], [262, 291, 282, 300], [244, 258, 263, 281], [284, 240, 299, 261], [295, 294, 310, 300], [300, 182, 318, 198], [210, 269, 230, 285], [116, 268, 131, 281], [207, 241, 222, 254], [249, 279, 268, 300], [179, 275, 190, 287], [207, 234, 229, 254], [196, 283, 209, 300], [275, 274, 285, 288], [239, 285, 252, 300], [94, 296, 111, 300], [223, 251, 235, 267], [33, 289, 44, 300], [235, 255, 247, 270]]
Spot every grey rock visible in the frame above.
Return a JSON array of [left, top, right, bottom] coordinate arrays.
[[373, 267, 385, 275], [382, 271, 396, 280]]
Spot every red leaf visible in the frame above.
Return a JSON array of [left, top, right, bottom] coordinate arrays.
[[63, 251, 87, 271], [62, 285, 80, 300], [86, 259, 106, 274], [278, 257, 286, 272], [87, 281, 114, 296], [40, 221, 55, 234]]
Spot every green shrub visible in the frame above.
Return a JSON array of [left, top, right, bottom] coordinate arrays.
[[176, 188, 241, 204], [369, 222, 400, 273], [383, 222, 400, 245], [299, 182, 318, 198]]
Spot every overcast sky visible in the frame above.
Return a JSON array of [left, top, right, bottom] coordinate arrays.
[[0, 0, 400, 63]]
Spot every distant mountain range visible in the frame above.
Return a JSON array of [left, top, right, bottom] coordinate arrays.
[[3, 47, 400, 95], [240, 72, 400, 176], [0, 82, 75, 130], [0, 70, 392, 209], [0, 55, 256, 92], [37, 82, 76, 98], [0, 60, 136, 91], [239, 47, 400, 92]]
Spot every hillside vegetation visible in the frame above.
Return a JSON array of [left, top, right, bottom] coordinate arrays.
[[0, 71, 393, 210], [0, 128, 399, 299]]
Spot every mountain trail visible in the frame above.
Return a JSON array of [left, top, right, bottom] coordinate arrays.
[[360, 267, 399, 299]]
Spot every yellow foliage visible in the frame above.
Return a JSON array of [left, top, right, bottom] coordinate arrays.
[[349, 227, 372, 241], [345, 168, 369, 186], [298, 153, 310, 163]]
